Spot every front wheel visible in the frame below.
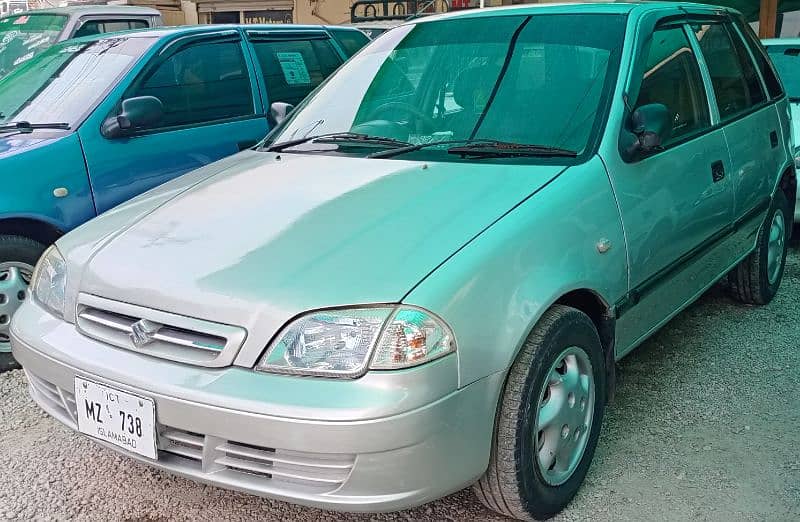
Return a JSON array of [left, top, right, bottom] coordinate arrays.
[[473, 305, 606, 521], [0, 235, 47, 371], [727, 190, 791, 305]]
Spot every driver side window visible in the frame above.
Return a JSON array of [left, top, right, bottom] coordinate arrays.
[[635, 26, 710, 146]]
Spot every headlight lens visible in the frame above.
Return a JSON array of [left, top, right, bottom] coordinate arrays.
[[257, 306, 455, 378], [31, 246, 67, 318]]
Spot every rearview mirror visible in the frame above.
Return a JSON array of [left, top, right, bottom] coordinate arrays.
[[268, 101, 294, 127], [621, 103, 670, 160], [101, 96, 164, 139]]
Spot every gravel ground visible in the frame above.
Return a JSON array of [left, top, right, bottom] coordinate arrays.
[[1, 250, 799, 521]]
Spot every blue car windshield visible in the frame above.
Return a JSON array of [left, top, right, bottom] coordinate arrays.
[[0, 36, 156, 127]]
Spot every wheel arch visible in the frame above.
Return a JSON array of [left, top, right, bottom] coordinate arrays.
[[0, 217, 64, 246], [554, 289, 617, 402], [777, 164, 796, 219]]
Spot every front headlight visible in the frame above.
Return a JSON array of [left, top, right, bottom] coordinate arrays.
[[257, 306, 455, 378], [31, 246, 67, 319]]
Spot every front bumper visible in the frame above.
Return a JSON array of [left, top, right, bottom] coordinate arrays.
[[11, 301, 502, 512]]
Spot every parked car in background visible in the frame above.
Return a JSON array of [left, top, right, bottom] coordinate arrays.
[[347, 20, 401, 39], [0, 24, 367, 368], [10, 2, 795, 521], [764, 38, 800, 220], [0, 5, 162, 79]]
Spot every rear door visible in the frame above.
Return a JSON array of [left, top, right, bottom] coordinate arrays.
[[78, 30, 268, 213], [245, 29, 346, 111], [691, 19, 784, 256]]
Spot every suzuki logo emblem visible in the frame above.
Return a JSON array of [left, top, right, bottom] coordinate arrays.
[[129, 319, 161, 348]]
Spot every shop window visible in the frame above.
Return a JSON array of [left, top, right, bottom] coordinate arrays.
[[251, 38, 342, 106], [131, 40, 253, 129], [635, 27, 710, 145]]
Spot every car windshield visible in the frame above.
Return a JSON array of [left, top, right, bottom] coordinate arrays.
[[766, 45, 800, 99], [0, 14, 68, 79], [266, 13, 626, 162], [0, 36, 156, 128]]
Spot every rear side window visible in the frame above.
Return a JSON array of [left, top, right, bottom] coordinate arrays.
[[250, 38, 343, 106], [693, 23, 766, 120], [329, 28, 369, 57], [131, 40, 254, 129], [73, 19, 149, 38], [635, 27, 710, 145], [735, 18, 784, 100]]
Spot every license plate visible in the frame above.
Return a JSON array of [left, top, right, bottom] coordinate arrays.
[[74, 377, 157, 459]]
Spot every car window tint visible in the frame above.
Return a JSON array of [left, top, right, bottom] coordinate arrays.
[[251, 38, 342, 106], [693, 23, 766, 120], [736, 18, 784, 99], [635, 26, 710, 145], [73, 19, 149, 38], [330, 28, 370, 57], [131, 40, 254, 129]]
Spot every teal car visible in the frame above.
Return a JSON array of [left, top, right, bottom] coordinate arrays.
[[10, 3, 794, 521], [764, 38, 800, 220], [0, 24, 368, 367]]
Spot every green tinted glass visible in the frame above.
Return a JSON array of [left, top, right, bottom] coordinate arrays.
[[269, 14, 626, 161], [767, 46, 800, 98]]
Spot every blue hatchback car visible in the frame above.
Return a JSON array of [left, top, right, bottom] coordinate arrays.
[[0, 24, 368, 366]]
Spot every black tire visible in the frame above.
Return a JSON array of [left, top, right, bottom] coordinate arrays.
[[0, 235, 48, 372], [728, 190, 791, 305], [473, 305, 606, 521]]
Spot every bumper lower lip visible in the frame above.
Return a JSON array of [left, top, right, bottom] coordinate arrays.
[[10, 301, 502, 512]]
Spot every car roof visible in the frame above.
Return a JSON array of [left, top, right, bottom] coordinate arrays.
[[1, 5, 161, 18], [53, 23, 358, 43], [411, 1, 738, 24]]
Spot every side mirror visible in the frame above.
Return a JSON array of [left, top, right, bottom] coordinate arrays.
[[268, 101, 294, 128], [621, 103, 671, 160], [101, 96, 164, 139]]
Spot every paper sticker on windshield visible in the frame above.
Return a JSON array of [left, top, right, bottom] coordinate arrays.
[[276, 52, 311, 86], [13, 16, 29, 25]]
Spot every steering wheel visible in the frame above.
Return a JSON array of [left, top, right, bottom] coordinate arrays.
[[364, 101, 436, 134]]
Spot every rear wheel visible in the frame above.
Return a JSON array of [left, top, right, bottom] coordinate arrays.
[[473, 305, 606, 521], [0, 235, 46, 371], [728, 190, 790, 305]]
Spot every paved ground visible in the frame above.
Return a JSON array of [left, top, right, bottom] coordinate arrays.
[[1, 249, 799, 521]]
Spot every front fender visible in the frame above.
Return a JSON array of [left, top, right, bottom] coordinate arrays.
[[404, 156, 628, 387], [0, 133, 95, 234]]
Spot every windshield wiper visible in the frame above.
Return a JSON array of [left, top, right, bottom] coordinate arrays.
[[266, 132, 411, 152], [447, 141, 578, 158], [369, 139, 577, 159], [0, 121, 70, 134]]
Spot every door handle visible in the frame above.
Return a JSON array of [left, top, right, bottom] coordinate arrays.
[[238, 140, 258, 151], [711, 160, 725, 183], [770, 130, 778, 148]]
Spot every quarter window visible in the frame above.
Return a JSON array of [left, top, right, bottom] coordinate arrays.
[[250, 38, 342, 107], [693, 23, 766, 120], [130, 40, 254, 129], [735, 18, 784, 100], [635, 26, 710, 145]]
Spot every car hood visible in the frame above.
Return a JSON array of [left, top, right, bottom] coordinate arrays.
[[0, 133, 56, 158], [70, 151, 566, 365]]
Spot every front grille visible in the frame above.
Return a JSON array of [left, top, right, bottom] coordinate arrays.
[[26, 371, 77, 428], [160, 428, 355, 493], [75, 294, 246, 367]]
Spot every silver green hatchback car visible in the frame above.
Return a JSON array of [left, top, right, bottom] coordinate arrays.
[[11, 3, 795, 520]]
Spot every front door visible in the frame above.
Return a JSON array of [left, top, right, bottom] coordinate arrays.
[[78, 32, 268, 214], [605, 23, 735, 354]]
